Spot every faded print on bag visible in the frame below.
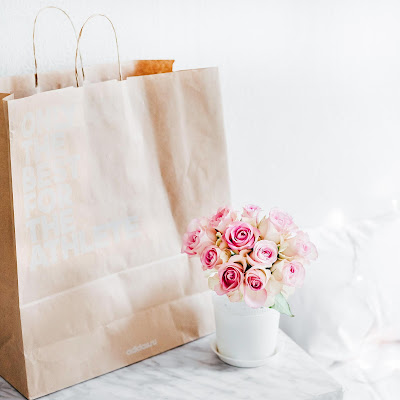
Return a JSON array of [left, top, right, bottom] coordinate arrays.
[[15, 103, 140, 271]]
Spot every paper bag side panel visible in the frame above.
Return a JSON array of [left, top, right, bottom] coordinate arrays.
[[142, 68, 231, 233], [0, 94, 29, 398]]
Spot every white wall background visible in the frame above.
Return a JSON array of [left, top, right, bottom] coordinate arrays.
[[1, 0, 399, 228]]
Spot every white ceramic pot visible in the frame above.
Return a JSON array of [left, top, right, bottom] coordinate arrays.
[[212, 293, 280, 364]]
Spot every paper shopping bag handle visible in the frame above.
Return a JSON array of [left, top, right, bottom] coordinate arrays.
[[33, 6, 85, 88], [74, 14, 122, 88]]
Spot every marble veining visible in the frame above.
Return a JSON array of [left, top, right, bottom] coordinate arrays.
[[0, 330, 343, 400]]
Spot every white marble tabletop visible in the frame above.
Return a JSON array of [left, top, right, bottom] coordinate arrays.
[[0, 330, 343, 400]]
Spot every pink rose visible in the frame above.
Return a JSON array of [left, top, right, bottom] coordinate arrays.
[[188, 217, 217, 242], [181, 218, 212, 256], [209, 206, 237, 233], [200, 245, 221, 271], [243, 268, 270, 308], [181, 229, 203, 256], [247, 240, 278, 268], [282, 261, 305, 287], [283, 231, 318, 262], [269, 208, 297, 233], [224, 221, 260, 251], [214, 262, 244, 295], [242, 204, 261, 219]]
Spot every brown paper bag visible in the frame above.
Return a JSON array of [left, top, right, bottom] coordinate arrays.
[[0, 13, 230, 400]]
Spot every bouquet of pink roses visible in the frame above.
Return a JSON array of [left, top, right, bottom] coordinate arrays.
[[181, 205, 317, 315]]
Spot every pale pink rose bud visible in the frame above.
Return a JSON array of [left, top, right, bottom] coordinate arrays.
[[188, 217, 217, 243], [247, 240, 278, 268], [282, 261, 305, 287], [269, 208, 297, 234], [243, 268, 270, 308], [209, 206, 237, 233], [223, 221, 260, 252], [200, 245, 221, 271], [242, 204, 262, 227], [242, 204, 261, 219], [181, 229, 203, 256], [181, 218, 213, 256], [214, 262, 244, 295], [283, 231, 318, 262]]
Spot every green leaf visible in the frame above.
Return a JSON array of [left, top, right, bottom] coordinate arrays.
[[270, 293, 294, 317]]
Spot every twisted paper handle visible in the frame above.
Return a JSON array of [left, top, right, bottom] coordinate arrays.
[[33, 6, 85, 88], [74, 14, 122, 87]]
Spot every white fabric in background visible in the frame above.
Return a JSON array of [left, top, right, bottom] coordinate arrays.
[[349, 214, 400, 341], [280, 222, 374, 365], [280, 212, 400, 399]]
